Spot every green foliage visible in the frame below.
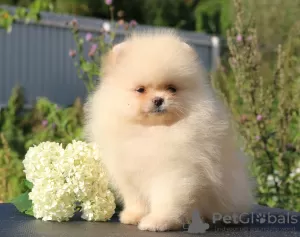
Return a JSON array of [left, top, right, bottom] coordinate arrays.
[[141, 0, 195, 30], [51, 0, 197, 31], [0, 1, 131, 203], [0, 0, 234, 36], [69, 3, 136, 93], [10, 192, 33, 215], [0, 9, 13, 32], [242, 0, 300, 47], [212, 0, 300, 211], [0, 133, 25, 202], [194, 0, 233, 35], [23, 97, 84, 148], [10, 180, 33, 215], [24, 179, 33, 189], [0, 86, 26, 154], [0, 0, 53, 33], [0, 87, 84, 203], [10, 180, 34, 216]]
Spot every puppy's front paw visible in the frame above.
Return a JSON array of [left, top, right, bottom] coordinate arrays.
[[119, 209, 145, 225], [138, 214, 182, 232]]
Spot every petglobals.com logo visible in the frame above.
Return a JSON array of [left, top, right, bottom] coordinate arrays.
[[182, 209, 298, 234], [212, 212, 298, 225]]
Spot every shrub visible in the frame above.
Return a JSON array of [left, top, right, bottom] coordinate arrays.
[[0, 133, 25, 202], [69, 2, 136, 93], [0, 1, 136, 202], [0, 0, 53, 33], [212, 0, 300, 211], [0, 87, 84, 202]]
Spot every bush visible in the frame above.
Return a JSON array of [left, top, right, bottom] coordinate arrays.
[[0, 1, 137, 202], [68, 3, 136, 93], [212, 0, 300, 211], [0, 87, 84, 202], [0, 133, 25, 202]]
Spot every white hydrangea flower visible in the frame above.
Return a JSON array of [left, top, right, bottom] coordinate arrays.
[[81, 190, 116, 221], [23, 142, 65, 184], [23, 140, 116, 222], [29, 180, 75, 222], [62, 141, 111, 201]]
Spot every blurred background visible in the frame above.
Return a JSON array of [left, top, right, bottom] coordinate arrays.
[[0, 0, 299, 213]]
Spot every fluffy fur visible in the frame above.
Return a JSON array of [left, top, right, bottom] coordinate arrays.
[[84, 30, 253, 232]]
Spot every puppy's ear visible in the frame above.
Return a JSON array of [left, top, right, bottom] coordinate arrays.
[[181, 41, 198, 58], [182, 42, 196, 53], [182, 42, 192, 50], [101, 42, 127, 76], [110, 42, 126, 64]]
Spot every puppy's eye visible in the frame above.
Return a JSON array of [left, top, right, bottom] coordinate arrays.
[[136, 87, 145, 93], [167, 86, 177, 93]]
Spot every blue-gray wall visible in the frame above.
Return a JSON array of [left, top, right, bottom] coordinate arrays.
[[0, 8, 220, 108]]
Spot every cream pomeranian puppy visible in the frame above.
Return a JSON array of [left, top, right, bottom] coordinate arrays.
[[84, 30, 253, 232]]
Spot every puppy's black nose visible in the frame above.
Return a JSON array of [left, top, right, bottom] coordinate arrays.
[[153, 97, 164, 107]]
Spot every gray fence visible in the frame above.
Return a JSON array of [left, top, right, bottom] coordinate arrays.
[[0, 6, 221, 108]]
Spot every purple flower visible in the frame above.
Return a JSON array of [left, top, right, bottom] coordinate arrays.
[[247, 36, 253, 41], [105, 0, 112, 5], [256, 114, 263, 121], [52, 123, 56, 129], [129, 20, 137, 28], [85, 32, 93, 41], [255, 135, 261, 141], [42, 120, 48, 127], [236, 34, 242, 42], [69, 49, 76, 58], [88, 44, 97, 57]]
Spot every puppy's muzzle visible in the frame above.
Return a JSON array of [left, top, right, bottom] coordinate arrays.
[[152, 97, 164, 107]]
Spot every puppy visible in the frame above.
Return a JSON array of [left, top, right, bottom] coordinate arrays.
[[84, 30, 253, 231]]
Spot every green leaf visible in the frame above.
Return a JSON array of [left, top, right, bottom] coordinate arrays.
[[24, 180, 33, 190], [79, 38, 84, 45], [10, 192, 33, 215], [15, 8, 27, 19], [81, 62, 93, 72], [25, 206, 34, 216]]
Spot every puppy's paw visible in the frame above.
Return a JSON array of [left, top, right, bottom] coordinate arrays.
[[138, 214, 182, 232], [119, 209, 145, 225]]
